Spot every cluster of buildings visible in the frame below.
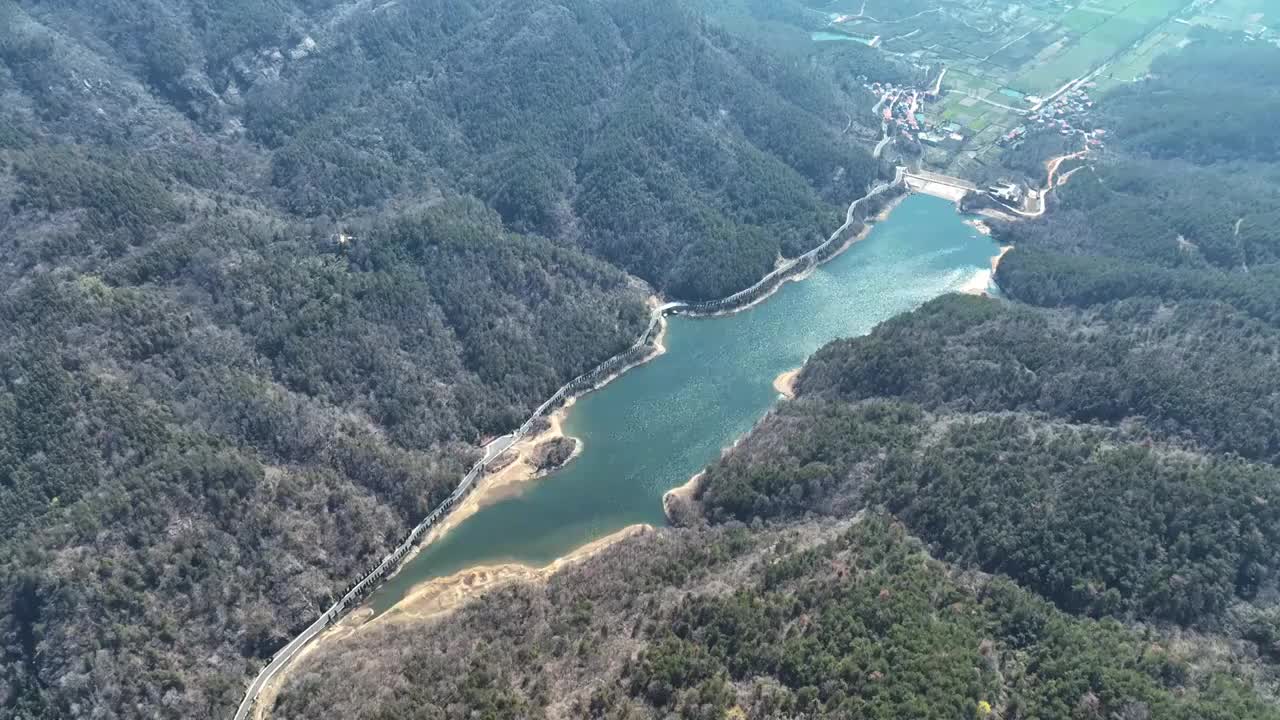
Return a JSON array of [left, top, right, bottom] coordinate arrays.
[[867, 81, 914, 125], [999, 84, 1109, 149], [999, 124, 1030, 146], [918, 123, 969, 149], [868, 79, 966, 150], [1029, 85, 1098, 136]]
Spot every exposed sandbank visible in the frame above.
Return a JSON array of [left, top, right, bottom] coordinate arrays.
[[773, 368, 800, 399], [965, 218, 992, 236], [374, 524, 652, 626], [389, 406, 575, 573], [958, 270, 994, 296], [957, 243, 1014, 297], [663, 471, 705, 523], [256, 525, 652, 717], [991, 244, 1013, 272]]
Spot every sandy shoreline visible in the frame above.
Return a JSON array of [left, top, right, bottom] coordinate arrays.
[[404, 406, 578, 566], [953, 222, 1014, 297], [377, 524, 652, 626], [252, 525, 653, 718], [965, 218, 992, 236], [958, 271, 992, 296], [384, 314, 669, 578], [990, 244, 1013, 272], [662, 471, 705, 523], [974, 206, 1021, 222], [773, 368, 800, 399]]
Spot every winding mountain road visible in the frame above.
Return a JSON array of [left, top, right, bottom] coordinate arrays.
[[233, 433, 514, 720], [1007, 149, 1090, 218]]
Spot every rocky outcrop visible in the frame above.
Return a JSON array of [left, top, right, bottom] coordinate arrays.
[[531, 437, 577, 473]]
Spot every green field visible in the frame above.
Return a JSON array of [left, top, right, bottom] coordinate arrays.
[[1089, 0, 1276, 91], [1082, 0, 1138, 11], [1061, 8, 1110, 33], [1010, 0, 1188, 94], [812, 0, 1229, 173], [1182, 0, 1277, 30]]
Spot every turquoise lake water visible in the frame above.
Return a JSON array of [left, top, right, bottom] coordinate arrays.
[[369, 193, 997, 614]]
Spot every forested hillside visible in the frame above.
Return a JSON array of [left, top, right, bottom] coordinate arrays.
[[703, 297, 1280, 625], [696, 31, 1280, 630], [274, 517, 1279, 719], [0, 0, 882, 717], [264, 30, 1280, 720], [4, 0, 880, 301], [8, 0, 1280, 717], [995, 36, 1280, 318], [0, 199, 649, 717], [687, 26, 1280, 690]]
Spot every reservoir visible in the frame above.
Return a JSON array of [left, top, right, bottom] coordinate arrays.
[[370, 194, 997, 614], [811, 30, 878, 45]]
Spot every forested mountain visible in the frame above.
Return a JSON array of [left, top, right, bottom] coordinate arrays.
[[686, 27, 1280, 695], [0, 199, 649, 718], [4, 0, 880, 300], [267, 30, 1280, 720], [994, 37, 1280, 318], [274, 518, 1279, 719], [697, 31, 1280, 633], [7, 0, 1280, 716], [0, 0, 883, 717], [242, 0, 880, 299], [704, 297, 1280, 625]]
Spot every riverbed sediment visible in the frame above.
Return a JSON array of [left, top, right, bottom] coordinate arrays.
[[252, 525, 653, 718], [991, 244, 1013, 272], [406, 409, 576, 559], [773, 368, 800, 399], [377, 524, 653, 626]]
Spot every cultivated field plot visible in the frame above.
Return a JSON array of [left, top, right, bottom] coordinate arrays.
[[827, 0, 1197, 95], [1090, 0, 1277, 88], [1178, 0, 1279, 31], [813, 0, 1277, 178], [816, 0, 1215, 173], [1007, 0, 1188, 93]]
